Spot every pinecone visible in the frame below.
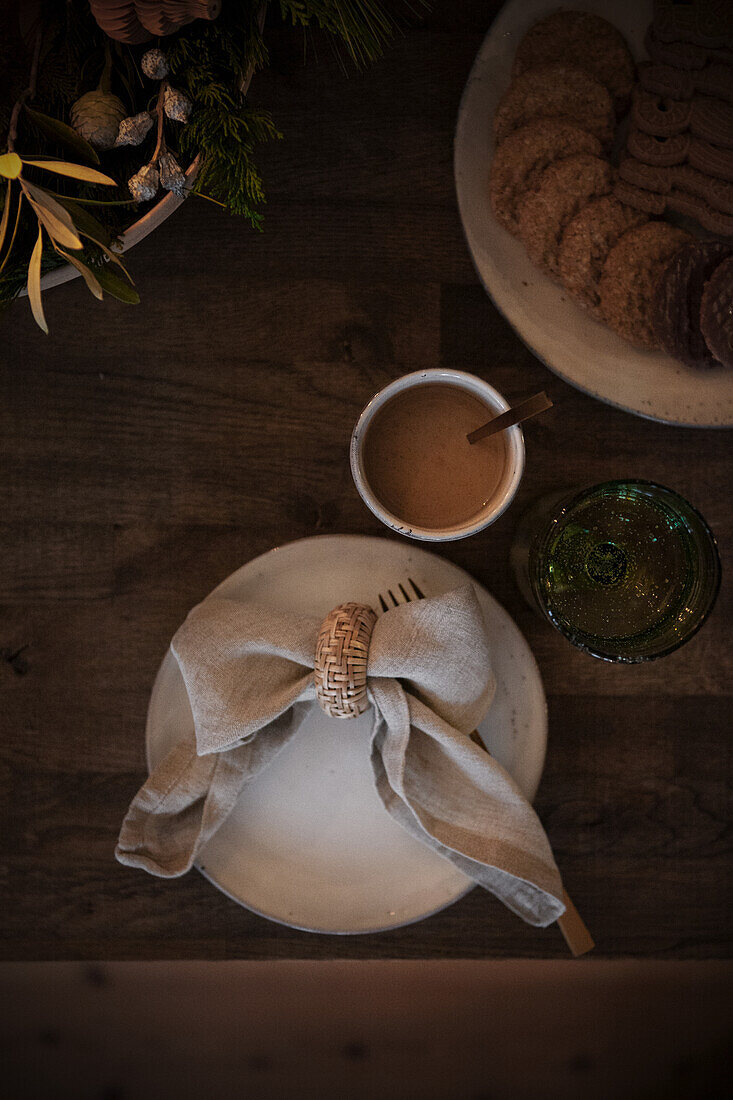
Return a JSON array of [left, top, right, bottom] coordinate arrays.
[[71, 90, 126, 150], [88, 1, 222, 44], [114, 112, 155, 147], [141, 49, 169, 80], [164, 85, 193, 123], [158, 153, 187, 198], [128, 163, 160, 202]]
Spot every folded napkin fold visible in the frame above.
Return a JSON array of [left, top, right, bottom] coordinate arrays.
[[116, 585, 565, 928]]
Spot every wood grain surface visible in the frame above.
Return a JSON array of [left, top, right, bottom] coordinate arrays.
[[1, 4, 731, 960], [3, 961, 732, 1098]]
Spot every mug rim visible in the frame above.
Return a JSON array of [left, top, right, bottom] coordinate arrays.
[[350, 369, 526, 542]]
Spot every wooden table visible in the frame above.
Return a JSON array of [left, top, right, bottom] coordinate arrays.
[[1, 4, 730, 960]]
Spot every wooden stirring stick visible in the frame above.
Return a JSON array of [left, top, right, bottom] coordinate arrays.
[[467, 391, 552, 444], [558, 889, 595, 957]]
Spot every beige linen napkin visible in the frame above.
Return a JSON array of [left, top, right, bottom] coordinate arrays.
[[116, 585, 565, 927]]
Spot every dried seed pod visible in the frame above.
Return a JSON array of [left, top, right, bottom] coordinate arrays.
[[128, 162, 160, 202], [158, 152, 187, 197], [163, 85, 193, 123], [141, 48, 169, 80], [115, 111, 155, 147]]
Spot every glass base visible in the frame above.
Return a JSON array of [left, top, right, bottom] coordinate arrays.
[[511, 482, 721, 663]]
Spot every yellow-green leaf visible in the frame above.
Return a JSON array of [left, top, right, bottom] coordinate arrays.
[[58, 199, 112, 246], [21, 159, 116, 186], [0, 152, 22, 179], [23, 181, 83, 250], [28, 225, 48, 334], [80, 232, 132, 280], [94, 264, 140, 305], [56, 248, 104, 300], [24, 180, 79, 224], [24, 108, 100, 165], [28, 197, 83, 250], [0, 181, 12, 254], [0, 190, 23, 276]]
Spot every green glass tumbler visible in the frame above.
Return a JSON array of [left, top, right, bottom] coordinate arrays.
[[510, 480, 721, 663]]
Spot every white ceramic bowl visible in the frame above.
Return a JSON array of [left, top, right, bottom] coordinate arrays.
[[454, 0, 733, 428], [350, 368, 525, 542]]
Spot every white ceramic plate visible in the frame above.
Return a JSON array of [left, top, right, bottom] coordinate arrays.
[[454, 0, 733, 428], [146, 534, 547, 934]]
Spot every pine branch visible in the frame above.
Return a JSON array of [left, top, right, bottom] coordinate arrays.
[[167, 0, 397, 226], [181, 106, 282, 227]]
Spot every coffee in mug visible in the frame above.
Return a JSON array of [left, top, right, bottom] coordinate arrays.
[[350, 370, 525, 542]]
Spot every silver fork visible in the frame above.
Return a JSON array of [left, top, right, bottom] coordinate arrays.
[[376, 578, 486, 752], [377, 576, 425, 613]]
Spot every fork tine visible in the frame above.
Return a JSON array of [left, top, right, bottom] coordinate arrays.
[[376, 580, 422, 616]]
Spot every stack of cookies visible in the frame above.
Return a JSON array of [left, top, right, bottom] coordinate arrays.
[[615, 0, 733, 236], [653, 240, 733, 368], [489, 6, 733, 368]]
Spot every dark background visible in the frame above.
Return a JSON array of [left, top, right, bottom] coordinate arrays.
[[1, 2, 730, 959]]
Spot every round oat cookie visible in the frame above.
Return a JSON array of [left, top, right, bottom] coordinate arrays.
[[599, 222, 692, 349], [493, 65, 615, 150], [653, 240, 733, 368], [490, 120, 603, 236], [516, 153, 614, 275], [558, 196, 648, 314], [700, 256, 733, 368], [512, 11, 636, 117]]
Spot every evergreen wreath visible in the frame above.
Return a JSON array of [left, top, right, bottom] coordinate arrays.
[[0, 0, 403, 331]]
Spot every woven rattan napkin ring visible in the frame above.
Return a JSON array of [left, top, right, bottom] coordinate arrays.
[[314, 602, 378, 718]]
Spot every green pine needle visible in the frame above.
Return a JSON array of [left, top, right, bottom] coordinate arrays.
[[168, 0, 396, 226], [279, 1, 397, 68]]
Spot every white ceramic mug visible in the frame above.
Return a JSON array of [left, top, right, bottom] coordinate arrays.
[[350, 368, 525, 542]]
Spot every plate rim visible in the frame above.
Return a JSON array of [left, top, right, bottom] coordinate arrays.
[[145, 532, 548, 935], [453, 0, 733, 430]]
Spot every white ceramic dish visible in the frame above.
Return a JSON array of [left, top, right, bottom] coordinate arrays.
[[350, 369, 525, 542], [454, 0, 733, 428], [146, 534, 548, 934]]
